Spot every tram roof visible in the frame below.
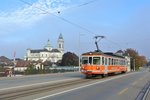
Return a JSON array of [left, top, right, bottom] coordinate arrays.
[[82, 51, 125, 59]]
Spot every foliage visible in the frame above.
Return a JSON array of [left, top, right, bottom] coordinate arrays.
[[125, 48, 147, 70], [61, 52, 79, 66], [43, 60, 52, 66], [25, 64, 38, 74], [56, 60, 61, 66]]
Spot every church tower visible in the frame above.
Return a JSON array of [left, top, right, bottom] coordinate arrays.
[[57, 33, 64, 53]]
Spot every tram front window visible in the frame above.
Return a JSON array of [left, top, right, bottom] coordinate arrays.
[[82, 57, 88, 64], [93, 57, 100, 65]]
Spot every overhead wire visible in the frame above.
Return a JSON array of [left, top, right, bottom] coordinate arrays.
[[19, 0, 98, 36], [19, 0, 124, 50], [77, 0, 99, 7], [63, 0, 100, 10], [105, 38, 123, 50]]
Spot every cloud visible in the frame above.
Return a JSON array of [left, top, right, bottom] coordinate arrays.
[[0, 0, 72, 25]]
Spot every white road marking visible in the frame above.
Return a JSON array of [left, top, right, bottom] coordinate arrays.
[[0, 78, 80, 91], [118, 88, 128, 95], [132, 81, 137, 86], [34, 72, 137, 100]]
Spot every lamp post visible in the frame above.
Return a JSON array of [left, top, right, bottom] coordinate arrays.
[[13, 51, 16, 76], [134, 59, 136, 71], [78, 33, 85, 72]]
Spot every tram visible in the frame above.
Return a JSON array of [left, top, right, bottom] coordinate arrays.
[[80, 36, 127, 78], [81, 51, 127, 78]]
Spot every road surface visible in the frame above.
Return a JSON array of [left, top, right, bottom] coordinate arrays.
[[1, 70, 150, 100], [32, 70, 150, 100], [0, 72, 84, 90]]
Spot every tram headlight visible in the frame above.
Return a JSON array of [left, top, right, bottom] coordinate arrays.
[[97, 67, 100, 70], [82, 66, 84, 69]]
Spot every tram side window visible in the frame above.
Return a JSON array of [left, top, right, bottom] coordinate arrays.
[[114, 59, 116, 65], [115, 59, 117, 65], [109, 58, 111, 65], [112, 59, 114, 65], [82, 57, 88, 64], [116, 59, 118, 65], [123, 60, 125, 66], [105, 58, 107, 65], [93, 57, 101, 65], [102, 57, 105, 65], [119, 60, 121, 65], [89, 57, 92, 65]]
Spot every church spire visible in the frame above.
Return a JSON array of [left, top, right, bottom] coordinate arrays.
[[58, 33, 63, 39], [44, 39, 52, 51]]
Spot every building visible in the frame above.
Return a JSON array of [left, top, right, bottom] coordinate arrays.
[[24, 34, 64, 63], [125, 56, 131, 72], [116, 50, 124, 56], [14, 60, 31, 72]]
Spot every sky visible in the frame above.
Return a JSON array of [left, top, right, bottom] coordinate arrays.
[[0, 0, 150, 59]]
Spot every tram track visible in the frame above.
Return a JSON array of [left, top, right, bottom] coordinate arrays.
[[0, 78, 94, 100], [0, 72, 132, 100], [135, 80, 150, 100]]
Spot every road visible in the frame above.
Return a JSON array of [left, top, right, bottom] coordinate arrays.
[[0, 72, 84, 90], [30, 70, 150, 100], [1, 70, 150, 100]]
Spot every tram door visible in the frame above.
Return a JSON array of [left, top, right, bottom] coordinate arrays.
[[104, 57, 108, 74]]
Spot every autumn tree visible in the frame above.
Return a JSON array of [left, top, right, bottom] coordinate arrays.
[[61, 52, 79, 66], [124, 48, 147, 70]]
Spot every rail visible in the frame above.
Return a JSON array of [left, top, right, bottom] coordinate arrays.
[[135, 80, 150, 100], [0, 78, 92, 100]]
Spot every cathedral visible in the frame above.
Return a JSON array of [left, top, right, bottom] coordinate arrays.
[[24, 34, 64, 63]]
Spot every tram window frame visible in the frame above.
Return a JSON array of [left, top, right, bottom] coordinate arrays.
[[93, 57, 101, 65]]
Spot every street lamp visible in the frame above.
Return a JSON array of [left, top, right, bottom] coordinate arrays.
[[133, 59, 136, 71], [78, 33, 85, 72]]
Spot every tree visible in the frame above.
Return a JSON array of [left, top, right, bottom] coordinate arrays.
[[61, 52, 79, 66], [43, 60, 52, 66], [124, 48, 147, 70], [56, 60, 61, 66], [25, 64, 38, 74]]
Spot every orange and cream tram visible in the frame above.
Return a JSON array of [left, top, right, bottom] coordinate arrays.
[[81, 51, 127, 78]]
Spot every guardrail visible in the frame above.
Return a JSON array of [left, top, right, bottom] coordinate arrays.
[[135, 80, 150, 100], [44, 66, 80, 73]]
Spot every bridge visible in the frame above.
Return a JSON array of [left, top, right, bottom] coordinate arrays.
[[0, 68, 150, 100]]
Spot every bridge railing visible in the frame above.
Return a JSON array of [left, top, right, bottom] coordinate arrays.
[[44, 66, 80, 73]]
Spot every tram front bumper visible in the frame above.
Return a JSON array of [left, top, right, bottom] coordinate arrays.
[[81, 70, 102, 74]]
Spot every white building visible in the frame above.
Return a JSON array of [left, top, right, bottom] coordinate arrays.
[[24, 34, 64, 63], [125, 56, 131, 72]]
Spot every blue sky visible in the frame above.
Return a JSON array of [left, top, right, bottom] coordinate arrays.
[[0, 0, 150, 59]]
